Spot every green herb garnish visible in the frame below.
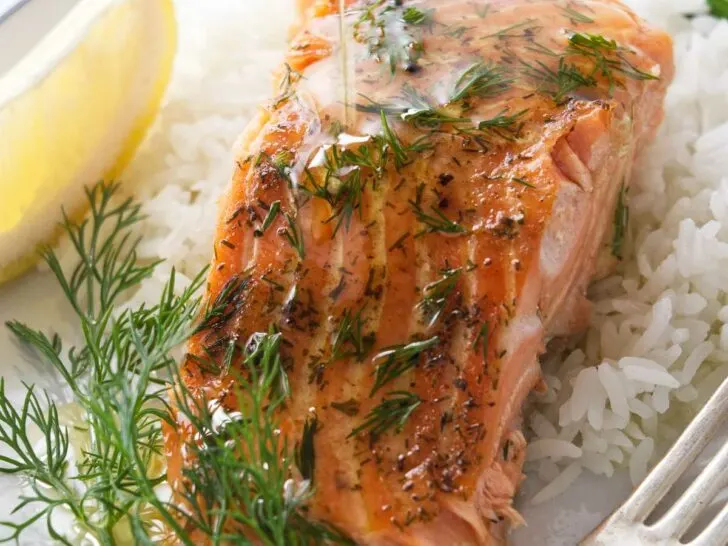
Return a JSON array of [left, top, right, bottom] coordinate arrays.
[[409, 186, 468, 236], [520, 57, 597, 103], [348, 391, 422, 440], [418, 268, 462, 328], [402, 6, 434, 26], [560, 5, 595, 24], [370, 336, 439, 395], [353, 1, 431, 74], [473, 322, 490, 364], [486, 19, 539, 39], [450, 62, 513, 102], [709, 0, 728, 18], [0, 182, 353, 544], [283, 211, 306, 259], [331, 307, 376, 363], [567, 32, 658, 86], [254, 200, 281, 237]]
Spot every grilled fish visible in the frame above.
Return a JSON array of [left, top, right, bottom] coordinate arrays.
[[165, 0, 673, 543]]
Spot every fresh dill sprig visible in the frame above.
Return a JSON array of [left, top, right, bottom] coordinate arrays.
[[612, 182, 629, 258], [331, 307, 376, 363], [370, 336, 439, 395], [0, 181, 352, 545], [512, 177, 535, 188], [348, 391, 422, 440], [0, 183, 207, 544], [486, 19, 539, 39], [418, 268, 462, 328]]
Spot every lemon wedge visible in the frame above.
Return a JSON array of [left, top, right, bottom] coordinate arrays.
[[0, 0, 176, 284]]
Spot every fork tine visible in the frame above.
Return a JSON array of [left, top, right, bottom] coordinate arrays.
[[651, 439, 728, 539], [691, 501, 728, 546], [621, 377, 728, 523]]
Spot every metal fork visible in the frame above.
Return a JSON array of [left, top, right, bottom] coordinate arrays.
[[581, 377, 728, 545]]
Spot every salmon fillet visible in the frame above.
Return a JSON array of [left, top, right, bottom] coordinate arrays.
[[165, 1, 673, 544]]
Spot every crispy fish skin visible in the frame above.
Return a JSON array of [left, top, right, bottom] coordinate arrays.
[[165, 1, 673, 544]]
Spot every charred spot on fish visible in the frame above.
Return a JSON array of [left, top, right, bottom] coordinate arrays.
[[328, 277, 347, 301], [438, 173, 454, 186], [453, 377, 467, 390]]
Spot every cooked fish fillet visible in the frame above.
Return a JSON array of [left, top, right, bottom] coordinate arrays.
[[165, 0, 673, 543]]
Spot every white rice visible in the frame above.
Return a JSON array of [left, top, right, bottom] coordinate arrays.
[[527, 0, 728, 503], [85, 0, 728, 507]]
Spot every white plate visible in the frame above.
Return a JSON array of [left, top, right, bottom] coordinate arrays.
[[0, 0, 79, 76]]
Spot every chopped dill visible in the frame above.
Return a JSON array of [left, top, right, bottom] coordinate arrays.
[[301, 112, 428, 236], [348, 391, 422, 440], [282, 211, 306, 259], [418, 268, 462, 328], [523, 32, 658, 102], [409, 185, 468, 236], [370, 336, 439, 395], [331, 307, 376, 363], [473, 322, 490, 364], [520, 57, 597, 103], [353, 1, 432, 74], [512, 177, 535, 188], [273, 63, 302, 107], [451, 62, 513, 103], [254, 199, 281, 237], [567, 32, 659, 85]]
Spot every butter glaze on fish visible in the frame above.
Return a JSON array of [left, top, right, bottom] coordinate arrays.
[[165, 1, 673, 543]]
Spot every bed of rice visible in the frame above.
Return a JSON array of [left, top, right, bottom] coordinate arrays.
[[115, 0, 728, 507]]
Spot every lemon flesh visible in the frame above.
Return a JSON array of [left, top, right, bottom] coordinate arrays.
[[0, 0, 177, 284]]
